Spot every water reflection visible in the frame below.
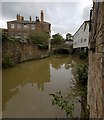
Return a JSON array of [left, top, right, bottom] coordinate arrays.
[[2, 55, 83, 118], [2, 59, 50, 111]]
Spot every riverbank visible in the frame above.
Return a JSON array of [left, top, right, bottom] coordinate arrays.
[[2, 39, 49, 68]]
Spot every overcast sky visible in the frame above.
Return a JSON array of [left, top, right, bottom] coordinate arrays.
[[0, 0, 92, 37]]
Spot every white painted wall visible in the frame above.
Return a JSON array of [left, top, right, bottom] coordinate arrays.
[[73, 21, 89, 49]]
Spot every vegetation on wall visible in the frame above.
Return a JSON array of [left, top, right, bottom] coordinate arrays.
[[2, 31, 16, 43], [72, 50, 88, 60], [71, 63, 89, 118], [2, 55, 15, 68], [2, 33, 10, 42], [29, 32, 50, 49], [78, 51, 88, 59]]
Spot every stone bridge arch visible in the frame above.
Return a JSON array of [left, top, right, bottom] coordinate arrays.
[[53, 48, 70, 54], [51, 45, 73, 54]]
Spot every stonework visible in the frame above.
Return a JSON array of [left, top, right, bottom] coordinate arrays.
[[7, 11, 51, 42], [2, 40, 49, 65], [88, 2, 104, 118]]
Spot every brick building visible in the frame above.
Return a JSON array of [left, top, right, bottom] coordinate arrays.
[[7, 10, 51, 42], [88, 2, 104, 118]]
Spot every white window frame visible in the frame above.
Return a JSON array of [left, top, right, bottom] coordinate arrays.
[[11, 24, 15, 28], [31, 24, 35, 30], [17, 24, 21, 29], [24, 24, 28, 29]]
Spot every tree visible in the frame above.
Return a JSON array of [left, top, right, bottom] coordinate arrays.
[[66, 33, 73, 41], [51, 33, 64, 45], [29, 32, 50, 49]]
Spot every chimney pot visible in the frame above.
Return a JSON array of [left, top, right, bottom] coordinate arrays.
[[40, 10, 44, 22], [30, 16, 32, 21], [17, 14, 20, 21]]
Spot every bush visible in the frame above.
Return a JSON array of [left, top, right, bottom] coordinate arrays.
[[29, 32, 50, 49], [75, 63, 88, 85], [71, 63, 89, 118], [52, 33, 64, 45], [2, 56, 15, 68], [50, 91, 74, 118], [2, 33, 10, 42], [78, 51, 88, 59]]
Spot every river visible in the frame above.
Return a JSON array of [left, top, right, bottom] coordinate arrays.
[[2, 55, 83, 118]]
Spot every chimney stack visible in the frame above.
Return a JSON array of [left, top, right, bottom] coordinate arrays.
[[30, 16, 32, 21], [40, 10, 44, 22], [17, 14, 24, 21], [21, 16, 24, 21], [17, 14, 20, 21]]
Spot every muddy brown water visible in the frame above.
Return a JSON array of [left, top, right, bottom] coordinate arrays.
[[2, 55, 84, 118]]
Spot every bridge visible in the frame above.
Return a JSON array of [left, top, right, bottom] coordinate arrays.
[[51, 44, 73, 54]]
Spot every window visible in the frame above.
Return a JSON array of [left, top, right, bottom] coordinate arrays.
[[31, 24, 35, 30], [24, 24, 29, 29], [81, 38, 83, 43], [17, 24, 21, 29], [84, 39, 86, 42], [74, 42, 77, 45], [11, 24, 15, 28]]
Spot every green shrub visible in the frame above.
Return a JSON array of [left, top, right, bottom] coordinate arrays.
[[52, 33, 64, 45], [29, 32, 50, 49], [2, 56, 15, 68], [2, 33, 10, 42], [75, 63, 88, 85], [50, 91, 74, 118], [71, 63, 90, 118], [78, 51, 88, 59]]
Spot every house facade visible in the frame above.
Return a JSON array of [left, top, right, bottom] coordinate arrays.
[[73, 21, 90, 51], [7, 10, 51, 42]]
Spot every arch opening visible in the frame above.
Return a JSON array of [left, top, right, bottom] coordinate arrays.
[[53, 49, 69, 54]]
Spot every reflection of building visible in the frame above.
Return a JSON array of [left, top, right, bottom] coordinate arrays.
[[7, 10, 51, 42], [73, 21, 89, 51], [2, 61, 50, 111], [37, 83, 44, 91]]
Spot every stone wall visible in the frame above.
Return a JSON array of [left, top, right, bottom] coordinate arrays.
[[2, 40, 49, 66], [88, 2, 104, 118]]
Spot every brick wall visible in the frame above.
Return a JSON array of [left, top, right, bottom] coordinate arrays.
[[88, 2, 104, 118]]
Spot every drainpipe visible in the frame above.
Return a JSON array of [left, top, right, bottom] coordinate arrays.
[[49, 36, 53, 53]]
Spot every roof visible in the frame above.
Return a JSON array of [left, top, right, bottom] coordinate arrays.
[[73, 20, 90, 36], [7, 20, 36, 24], [7, 20, 51, 25], [44, 21, 51, 25]]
